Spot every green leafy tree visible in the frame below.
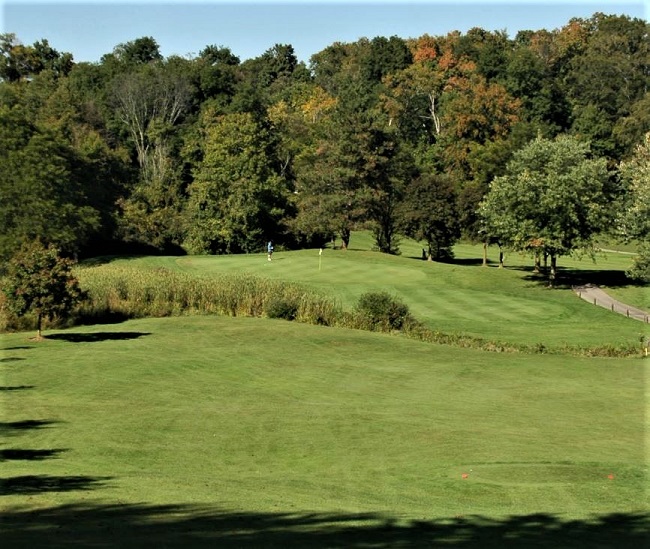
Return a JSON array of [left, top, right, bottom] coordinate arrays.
[[0, 34, 73, 82], [479, 135, 611, 285], [183, 111, 289, 254], [618, 133, 650, 282], [398, 173, 460, 260], [0, 105, 101, 259], [563, 14, 650, 159], [292, 104, 370, 250], [101, 36, 162, 68], [2, 242, 85, 339]]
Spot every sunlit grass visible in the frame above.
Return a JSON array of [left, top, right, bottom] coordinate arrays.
[[2, 317, 646, 522], [78, 234, 646, 351]]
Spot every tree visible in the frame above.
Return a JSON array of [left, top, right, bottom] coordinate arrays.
[[0, 106, 101, 260], [2, 242, 85, 339], [0, 34, 73, 82], [102, 36, 162, 67], [109, 59, 193, 249], [562, 14, 650, 159], [183, 111, 289, 254], [479, 135, 611, 285], [398, 173, 460, 260], [618, 133, 650, 281]]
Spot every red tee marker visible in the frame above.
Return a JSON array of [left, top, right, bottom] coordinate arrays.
[[607, 474, 615, 480], [461, 473, 469, 479]]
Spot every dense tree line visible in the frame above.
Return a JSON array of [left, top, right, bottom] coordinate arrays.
[[0, 12, 648, 280]]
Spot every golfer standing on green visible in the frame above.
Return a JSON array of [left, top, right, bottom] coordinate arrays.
[[267, 240, 274, 261]]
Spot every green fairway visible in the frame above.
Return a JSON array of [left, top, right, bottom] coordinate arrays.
[[1, 316, 647, 547]]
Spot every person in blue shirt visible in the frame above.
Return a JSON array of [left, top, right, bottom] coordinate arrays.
[[267, 241, 274, 261]]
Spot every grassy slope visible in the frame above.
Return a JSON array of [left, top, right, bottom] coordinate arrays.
[[1, 316, 647, 547], [2, 235, 648, 546], [101, 234, 647, 349]]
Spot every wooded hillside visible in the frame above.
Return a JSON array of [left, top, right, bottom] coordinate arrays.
[[1, 13, 648, 275]]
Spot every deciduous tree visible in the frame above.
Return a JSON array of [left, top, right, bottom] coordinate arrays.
[[479, 135, 611, 285], [184, 111, 289, 254], [618, 133, 650, 281], [2, 242, 85, 339], [398, 173, 460, 260]]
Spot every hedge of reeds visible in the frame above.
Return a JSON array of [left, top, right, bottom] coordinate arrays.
[[69, 264, 342, 328], [0, 263, 642, 358]]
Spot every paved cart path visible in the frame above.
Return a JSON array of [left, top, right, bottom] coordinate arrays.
[[573, 284, 650, 323]]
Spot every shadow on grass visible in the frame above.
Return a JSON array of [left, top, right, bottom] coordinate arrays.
[[0, 448, 67, 462], [0, 419, 59, 435], [1, 346, 33, 351], [0, 385, 35, 392], [406, 255, 498, 267], [0, 357, 26, 363], [45, 332, 151, 343], [0, 504, 647, 548], [508, 266, 637, 290], [0, 475, 112, 496], [73, 310, 134, 326]]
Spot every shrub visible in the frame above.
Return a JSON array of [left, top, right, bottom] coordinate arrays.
[[355, 291, 413, 331], [2, 242, 86, 339], [265, 297, 299, 320]]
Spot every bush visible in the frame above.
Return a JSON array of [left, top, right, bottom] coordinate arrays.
[[626, 242, 650, 283], [355, 291, 412, 331], [265, 297, 298, 321]]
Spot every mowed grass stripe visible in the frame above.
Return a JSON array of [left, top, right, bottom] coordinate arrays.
[[406, 285, 564, 325]]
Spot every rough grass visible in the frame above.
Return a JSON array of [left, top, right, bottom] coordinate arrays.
[[1, 316, 647, 547]]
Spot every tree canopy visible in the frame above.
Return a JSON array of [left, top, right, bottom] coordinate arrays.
[[479, 135, 612, 284], [2, 242, 85, 339], [0, 12, 647, 266]]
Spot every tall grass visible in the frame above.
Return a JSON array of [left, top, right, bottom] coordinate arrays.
[[71, 264, 342, 328]]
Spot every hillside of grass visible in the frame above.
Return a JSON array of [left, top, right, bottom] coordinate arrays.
[[1, 316, 647, 547], [77, 234, 647, 352]]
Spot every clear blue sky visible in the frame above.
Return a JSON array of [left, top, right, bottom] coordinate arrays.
[[2, 1, 647, 65]]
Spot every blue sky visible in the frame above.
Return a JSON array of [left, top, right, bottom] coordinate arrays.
[[2, 1, 647, 65]]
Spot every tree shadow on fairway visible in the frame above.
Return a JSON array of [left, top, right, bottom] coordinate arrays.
[[0, 475, 112, 496], [0, 448, 67, 462], [1, 504, 647, 548], [515, 266, 635, 290], [557, 268, 637, 290], [0, 385, 35, 392], [45, 332, 151, 343], [0, 419, 59, 435], [0, 357, 26, 362]]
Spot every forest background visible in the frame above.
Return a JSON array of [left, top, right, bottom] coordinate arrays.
[[0, 12, 648, 275]]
